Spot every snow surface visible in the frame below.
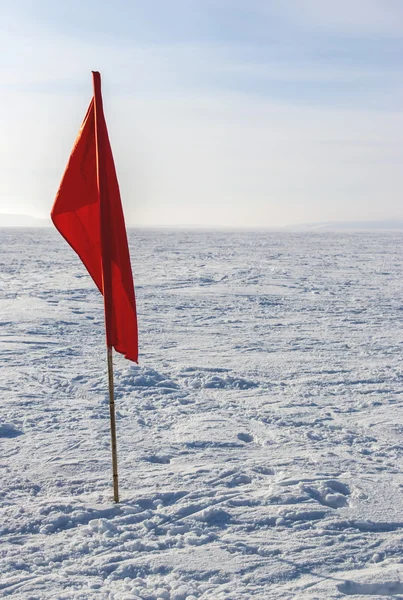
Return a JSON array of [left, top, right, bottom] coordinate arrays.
[[0, 229, 402, 599]]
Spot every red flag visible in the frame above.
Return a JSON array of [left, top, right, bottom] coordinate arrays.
[[51, 72, 138, 362]]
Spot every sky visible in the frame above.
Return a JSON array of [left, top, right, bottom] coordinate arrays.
[[1, 0, 403, 228]]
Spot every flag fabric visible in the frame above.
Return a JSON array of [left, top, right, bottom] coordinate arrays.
[[51, 71, 138, 362]]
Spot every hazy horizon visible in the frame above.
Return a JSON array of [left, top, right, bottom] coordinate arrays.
[[1, 1, 403, 227], [2, 212, 403, 232]]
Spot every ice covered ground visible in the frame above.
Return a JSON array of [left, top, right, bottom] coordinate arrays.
[[0, 229, 402, 599]]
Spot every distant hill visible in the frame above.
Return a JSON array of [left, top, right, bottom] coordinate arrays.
[[282, 220, 403, 232], [0, 214, 51, 227], [1, 214, 403, 231]]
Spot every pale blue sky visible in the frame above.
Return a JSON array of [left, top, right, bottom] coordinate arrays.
[[1, 0, 403, 227]]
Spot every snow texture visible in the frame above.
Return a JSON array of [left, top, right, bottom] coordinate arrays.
[[0, 229, 402, 599]]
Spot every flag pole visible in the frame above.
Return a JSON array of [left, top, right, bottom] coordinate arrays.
[[107, 346, 119, 502]]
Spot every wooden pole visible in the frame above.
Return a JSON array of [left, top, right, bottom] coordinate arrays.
[[107, 346, 119, 502]]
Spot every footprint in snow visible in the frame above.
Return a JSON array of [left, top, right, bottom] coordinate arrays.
[[237, 432, 254, 443], [253, 465, 275, 476], [143, 455, 171, 464], [303, 479, 351, 509], [226, 473, 252, 487], [338, 580, 403, 595], [0, 423, 23, 438]]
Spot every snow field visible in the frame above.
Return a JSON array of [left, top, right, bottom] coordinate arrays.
[[0, 229, 402, 598]]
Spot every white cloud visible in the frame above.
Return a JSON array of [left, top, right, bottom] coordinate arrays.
[[267, 0, 403, 37], [107, 92, 403, 226]]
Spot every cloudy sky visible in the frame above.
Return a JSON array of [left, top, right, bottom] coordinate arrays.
[[1, 0, 403, 227]]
